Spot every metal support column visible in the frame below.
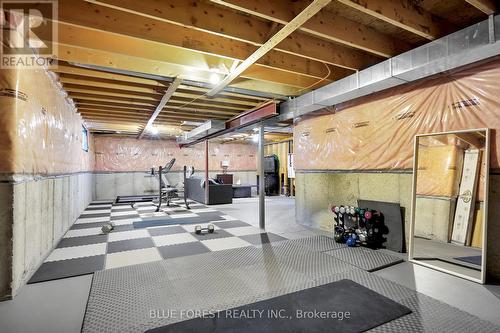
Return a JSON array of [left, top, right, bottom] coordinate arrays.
[[205, 140, 209, 205], [258, 123, 265, 229]]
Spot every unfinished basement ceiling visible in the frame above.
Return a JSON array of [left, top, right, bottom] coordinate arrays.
[[48, 0, 495, 136]]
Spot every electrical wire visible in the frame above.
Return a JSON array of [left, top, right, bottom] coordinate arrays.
[[294, 62, 331, 95]]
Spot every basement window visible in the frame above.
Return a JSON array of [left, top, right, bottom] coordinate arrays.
[[82, 126, 89, 152]]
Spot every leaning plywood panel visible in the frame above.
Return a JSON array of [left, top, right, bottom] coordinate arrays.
[[471, 208, 484, 249], [294, 58, 500, 171], [416, 144, 463, 197], [451, 149, 481, 245]]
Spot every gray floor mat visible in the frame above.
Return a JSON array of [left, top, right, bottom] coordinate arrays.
[[81, 236, 500, 333], [323, 246, 403, 272], [146, 280, 411, 333]]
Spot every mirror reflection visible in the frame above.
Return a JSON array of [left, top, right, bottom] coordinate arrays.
[[411, 129, 488, 282]]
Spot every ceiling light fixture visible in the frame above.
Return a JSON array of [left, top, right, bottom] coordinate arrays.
[[209, 73, 221, 85], [148, 126, 159, 135]]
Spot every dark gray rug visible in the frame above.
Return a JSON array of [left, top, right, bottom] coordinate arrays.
[[115, 195, 158, 204], [454, 255, 482, 266], [133, 213, 224, 228], [146, 279, 411, 333]]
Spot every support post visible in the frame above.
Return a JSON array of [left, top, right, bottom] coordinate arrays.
[[205, 140, 209, 205], [155, 165, 163, 212], [258, 123, 265, 229]]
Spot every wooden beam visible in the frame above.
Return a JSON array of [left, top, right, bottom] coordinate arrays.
[[68, 92, 159, 105], [54, 62, 169, 88], [81, 111, 216, 122], [72, 95, 155, 107], [76, 102, 154, 112], [59, 75, 168, 94], [65, 84, 259, 107], [138, 77, 182, 139], [210, 0, 408, 57], [73, 99, 155, 109], [63, 84, 163, 100], [163, 105, 239, 116], [84, 0, 380, 68], [56, 44, 307, 96], [166, 99, 248, 112], [465, 0, 497, 15], [207, 0, 332, 96], [78, 107, 228, 120], [336, 0, 453, 40], [55, 2, 337, 81], [75, 101, 239, 116], [172, 92, 258, 107], [454, 133, 484, 149], [55, 66, 269, 102], [77, 105, 153, 114]]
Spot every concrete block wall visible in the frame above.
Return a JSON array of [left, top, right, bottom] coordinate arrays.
[[2, 173, 93, 299], [0, 183, 14, 300], [414, 197, 455, 242], [295, 172, 413, 233], [93, 171, 257, 200]]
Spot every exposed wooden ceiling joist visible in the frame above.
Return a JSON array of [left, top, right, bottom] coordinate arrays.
[[465, 0, 498, 15], [81, 111, 215, 122], [75, 102, 154, 112], [54, 62, 169, 88], [64, 84, 261, 108], [336, 0, 454, 40], [207, 0, 335, 96], [54, 25, 329, 88], [78, 107, 228, 120], [72, 91, 255, 112], [84, 0, 380, 70], [210, 0, 409, 57], [54, 2, 344, 82], [69, 92, 159, 105], [55, 62, 273, 102], [56, 44, 304, 96], [63, 85, 162, 100], [59, 75, 169, 94]]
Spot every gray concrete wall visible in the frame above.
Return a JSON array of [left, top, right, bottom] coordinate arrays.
[[414, 196, 455, 242], [2, 173, 93, 299], [93, 171, 257, 200], [0, 183, 14, 301], [295, 171, 500, 282], [295, 172, 413, 233]]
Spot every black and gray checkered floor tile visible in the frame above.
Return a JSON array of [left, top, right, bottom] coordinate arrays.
[[81, 237, 500, 333], [29, 200, 288, 283]]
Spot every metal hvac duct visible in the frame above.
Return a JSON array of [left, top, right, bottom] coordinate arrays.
[[281, 15, 500, 120], [177, 120, 225, 144]]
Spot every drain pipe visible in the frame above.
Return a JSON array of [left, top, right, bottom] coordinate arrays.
[[258, 122, 265, 229]]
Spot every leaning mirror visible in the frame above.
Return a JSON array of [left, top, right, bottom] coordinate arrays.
[[409, 129, 489, 283]]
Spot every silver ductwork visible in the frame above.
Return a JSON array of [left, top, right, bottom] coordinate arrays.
[[177, 120, 225, 144], [281, 15, 500, 119]]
